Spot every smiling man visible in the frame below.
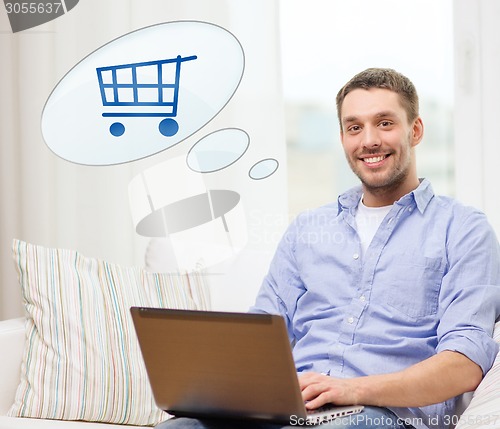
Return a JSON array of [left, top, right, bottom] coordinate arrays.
[[157, 69, 500, 429], [250, 68, 500, 429]]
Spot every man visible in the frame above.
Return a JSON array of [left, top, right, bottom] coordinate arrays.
[[158, 69, 500, 429]]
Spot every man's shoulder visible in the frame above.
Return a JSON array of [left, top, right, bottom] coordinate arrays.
[[297, 201, 340, 217], [428, 194, 493, 236], [430, 194, 486, 218], [291, 202, 342, 229]]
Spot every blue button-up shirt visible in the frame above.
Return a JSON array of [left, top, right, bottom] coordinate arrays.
[[251, 179, 500, 429]]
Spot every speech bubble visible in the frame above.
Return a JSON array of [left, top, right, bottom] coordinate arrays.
[[187, 128, 249, 173], [41, 21, 245, 165], [249, 158, 279, 180]]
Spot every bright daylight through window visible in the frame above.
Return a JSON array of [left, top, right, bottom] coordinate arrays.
[[279, 0, 454, 216]]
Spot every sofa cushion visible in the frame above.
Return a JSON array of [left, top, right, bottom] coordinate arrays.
[[0, 416, 143, 428], [454, 321, 500, 429], [8, 239, 211, 426]]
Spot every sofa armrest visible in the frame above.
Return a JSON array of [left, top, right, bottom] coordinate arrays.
[[0, 318, 25, 415]]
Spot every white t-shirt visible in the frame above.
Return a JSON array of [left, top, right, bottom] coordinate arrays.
[[355, 197, 392, 256]]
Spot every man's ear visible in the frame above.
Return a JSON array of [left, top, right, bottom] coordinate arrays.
[[412, 117, 424, 147]]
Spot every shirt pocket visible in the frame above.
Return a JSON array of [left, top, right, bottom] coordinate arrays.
[[384, 254, 445, 319]]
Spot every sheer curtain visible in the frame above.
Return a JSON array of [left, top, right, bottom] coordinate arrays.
[[0, 0, 286, 319]]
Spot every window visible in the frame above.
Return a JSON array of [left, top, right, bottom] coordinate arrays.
[[280, 0, 454, 216]]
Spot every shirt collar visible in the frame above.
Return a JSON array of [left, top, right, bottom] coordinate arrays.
[[337, 178, 434, 215]]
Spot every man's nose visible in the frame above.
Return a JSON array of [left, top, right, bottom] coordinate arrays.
[[362, 126, 381, 149]]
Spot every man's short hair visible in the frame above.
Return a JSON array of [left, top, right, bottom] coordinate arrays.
[[336, 68, 419, 129]]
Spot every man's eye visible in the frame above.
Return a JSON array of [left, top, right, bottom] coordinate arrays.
[[348, 125, 361, 132], [379, 121, 392, 127]]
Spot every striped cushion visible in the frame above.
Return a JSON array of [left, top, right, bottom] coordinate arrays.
[[8, 239, 211, 426], [454, 321, 500, 429]]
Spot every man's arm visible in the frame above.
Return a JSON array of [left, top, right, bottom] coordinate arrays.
[[300, 350, 482, 409]]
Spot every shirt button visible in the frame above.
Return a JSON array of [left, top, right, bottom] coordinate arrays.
[[353, 253, 359, 260], [347, 317, 354, 324], [360, 295, 366, 302]]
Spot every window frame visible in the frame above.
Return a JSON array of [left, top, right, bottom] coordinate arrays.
[[453, 0, 500, 236]]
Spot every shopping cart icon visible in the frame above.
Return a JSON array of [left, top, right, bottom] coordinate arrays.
[[96, 55, 197, 137]]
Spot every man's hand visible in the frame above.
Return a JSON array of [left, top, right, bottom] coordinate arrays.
[[298, 350, 482, 410], [299, 372, 361, 410]]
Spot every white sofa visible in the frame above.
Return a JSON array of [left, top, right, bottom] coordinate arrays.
[[0, 317, 144, 429], [1, 315, 498, 429]]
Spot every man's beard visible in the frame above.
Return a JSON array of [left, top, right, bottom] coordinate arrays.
[[346, 133, 413, 197]]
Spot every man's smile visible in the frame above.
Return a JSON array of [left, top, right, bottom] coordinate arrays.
[[359, 154, 390, 167]]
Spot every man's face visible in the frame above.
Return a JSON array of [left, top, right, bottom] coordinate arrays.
[[339, 88, 422, 196]]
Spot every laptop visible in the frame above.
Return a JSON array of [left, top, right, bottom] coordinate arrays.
[[130, 307, 363, 425]]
